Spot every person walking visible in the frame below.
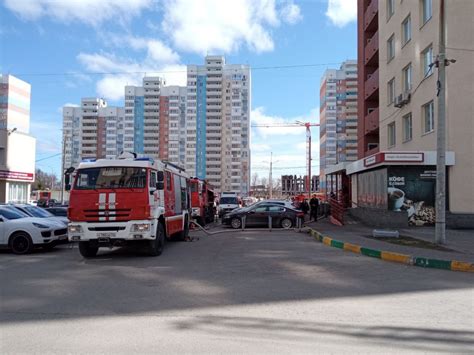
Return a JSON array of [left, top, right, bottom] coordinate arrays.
[[310, 196, 319, 222], [300, 199, 309, 221]]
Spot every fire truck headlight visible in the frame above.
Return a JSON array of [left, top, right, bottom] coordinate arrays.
[[131, 223, 151, 232], [68, 225, 83, 233]]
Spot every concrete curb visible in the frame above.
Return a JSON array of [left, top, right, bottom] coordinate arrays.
[[308, 228, 474, 273]]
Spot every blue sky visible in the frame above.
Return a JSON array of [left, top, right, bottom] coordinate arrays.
[[0, 0, 357, 179]]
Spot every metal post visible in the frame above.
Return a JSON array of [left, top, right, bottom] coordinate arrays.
[[435, 0, 446, 244], [242, 216, 246, 231], [268, 215, 272, 232], [269, 152, 273, 199]]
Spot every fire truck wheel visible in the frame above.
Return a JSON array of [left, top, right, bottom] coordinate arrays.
[[148, 223, 165, 256], [78, 241, 99, 258], [230, 218, 242, 229], [177, 216, 190, 241]]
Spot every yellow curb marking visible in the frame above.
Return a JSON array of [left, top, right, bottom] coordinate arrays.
[[451, 261, 474, 273], [322, 237, 332, 246], [343, 243, 361, 254], [381, 251, 411, 264]]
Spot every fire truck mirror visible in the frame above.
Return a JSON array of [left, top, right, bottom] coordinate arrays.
[[64, 174, 71, 191]]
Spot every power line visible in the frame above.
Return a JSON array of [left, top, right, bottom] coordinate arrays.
[[35, 153, 62, 162], [10, 62, 343, 78]]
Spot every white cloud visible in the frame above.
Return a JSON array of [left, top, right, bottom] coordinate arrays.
[[280, 1, 303, 24], [161, 0, 302, 54], [77, 52, 186, 101], [325, 0, 357, 27], [4, 0, 152, 26], [57, 103, 79, 113]]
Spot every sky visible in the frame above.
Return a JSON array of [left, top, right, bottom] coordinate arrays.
[[0, 0, 357, 179]]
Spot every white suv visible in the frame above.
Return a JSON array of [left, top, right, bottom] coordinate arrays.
[[0, 205, 68, 254]]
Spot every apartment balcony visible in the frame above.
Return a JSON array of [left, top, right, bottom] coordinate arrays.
[[364, 31, 379, 66], [364, 68, 379, 100], [364, 0, 378, 32], [364, 107, 379, 134]]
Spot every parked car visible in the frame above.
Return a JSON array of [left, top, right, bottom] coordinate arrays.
[[222, 203, 304, 229], [12, 204, 69, 226], [0, 205, 68, 254], [37, 199, 60, 208], [45, 207, 68, 218]]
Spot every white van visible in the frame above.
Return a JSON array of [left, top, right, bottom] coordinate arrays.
[[218, 192, 240, 217]]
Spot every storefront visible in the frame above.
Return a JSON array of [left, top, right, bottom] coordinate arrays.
[[347, 151, 455, 226]]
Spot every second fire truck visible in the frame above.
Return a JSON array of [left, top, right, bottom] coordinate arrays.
[[190, 178, 216, 226]]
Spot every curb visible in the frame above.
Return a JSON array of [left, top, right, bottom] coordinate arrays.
[[308, 228, 474, 273]]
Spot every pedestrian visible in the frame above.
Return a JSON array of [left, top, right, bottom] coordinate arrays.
[[310, 195, 319, 222], [301, 199, 309, 221]]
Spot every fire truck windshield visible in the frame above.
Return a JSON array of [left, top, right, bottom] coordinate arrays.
[[74, 167, 147, 190]]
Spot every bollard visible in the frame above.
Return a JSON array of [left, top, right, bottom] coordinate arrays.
[[297, 217, 301, 232], [242, 215, 246, 230], [268, 215, 272, 232]]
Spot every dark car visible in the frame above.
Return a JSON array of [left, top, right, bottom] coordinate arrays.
[[45, 207, 68, 217], [222, 203, 303, 229], [37, 199, 60, 208]]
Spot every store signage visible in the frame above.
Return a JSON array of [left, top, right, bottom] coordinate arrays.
[[364, 152, 424, 167], [0, 170, 34, 181], [384, 153, 424, 162]]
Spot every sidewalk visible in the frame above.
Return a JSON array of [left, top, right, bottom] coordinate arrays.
[[305, 217, 474, 264]]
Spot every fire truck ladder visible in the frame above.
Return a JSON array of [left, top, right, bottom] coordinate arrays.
[[251, 121, 320, 200]]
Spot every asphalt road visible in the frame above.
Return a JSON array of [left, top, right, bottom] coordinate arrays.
[[1, 228, 473, 353]]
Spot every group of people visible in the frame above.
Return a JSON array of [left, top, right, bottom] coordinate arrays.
[[299, 196, 320, 222]]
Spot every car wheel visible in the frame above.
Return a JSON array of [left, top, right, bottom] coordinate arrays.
[[148, 222, 165, 256], [78, 241, 99, 258], [9, 232, 34, 255], [231, 217, 242, 229], [280, 218, 293, 229]]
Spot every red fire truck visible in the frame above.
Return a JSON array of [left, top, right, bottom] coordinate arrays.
[[66, 154, 190, 258], [190, 178, 216, 226]]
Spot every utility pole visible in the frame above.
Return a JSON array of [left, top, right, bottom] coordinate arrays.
[[60, 134, 66, 205], [435, 0, 446, 244], [269, 152, 273, 199]]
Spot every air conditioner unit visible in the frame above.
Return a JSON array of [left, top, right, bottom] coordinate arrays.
[[401, 91, 411, 105], [394, 94, 404, 108]]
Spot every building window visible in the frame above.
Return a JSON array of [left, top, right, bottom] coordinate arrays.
[[387, 34, 395, 62], [402, 113, 413, 142], [402, 15, 411, 46], [423, 101, 435, 134], [422, 45, 434, 77], [421, 0, 432, 25], [388, 122, 396, 147], [387, 78, 396, 105], [403, 63, 412, 92], [387, 0, 395, 20]]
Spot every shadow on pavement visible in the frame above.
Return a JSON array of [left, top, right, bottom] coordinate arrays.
[[1, 230, 472, 325]]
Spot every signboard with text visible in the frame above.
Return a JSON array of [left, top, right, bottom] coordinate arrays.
[[0, 170, 34, 181]]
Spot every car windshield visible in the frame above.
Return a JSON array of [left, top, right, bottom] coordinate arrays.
[[22, 206, 53, 218], [0, 207, 28, 220], [74, 167, 147, 190], [220, 197, 238, 204]]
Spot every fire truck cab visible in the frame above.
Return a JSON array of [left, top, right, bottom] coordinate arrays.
[[190, 178, 216, 226], [67, 154, 190, 258]]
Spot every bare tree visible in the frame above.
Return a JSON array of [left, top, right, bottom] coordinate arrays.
[[251, 173, 259, 187]]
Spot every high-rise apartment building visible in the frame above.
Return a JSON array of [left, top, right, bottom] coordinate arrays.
[[186, 55, 250, 194], [334, 0, 474, 227], [0, 75, 36, 203], [63, 98, 125, 169], [320, 61, 358, 172]]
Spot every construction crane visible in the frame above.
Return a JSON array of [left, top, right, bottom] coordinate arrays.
[[251, 121, 320, 200]]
